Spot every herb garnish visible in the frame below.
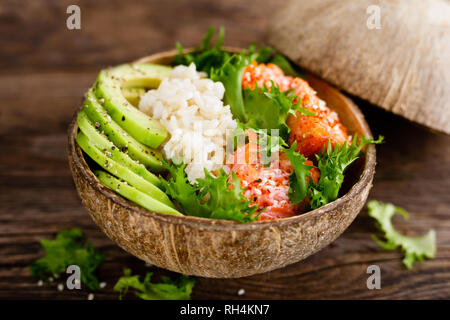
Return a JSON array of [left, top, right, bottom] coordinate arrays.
[[308, 135, 384, 209], [368, 200, 436, 269], [30, 228, 105, 291], [161, 162, 259, 223], [114, 268, 195, 300]]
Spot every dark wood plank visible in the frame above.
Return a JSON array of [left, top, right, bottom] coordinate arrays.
[[0, 0, 278, 73], [0, 0, 449, 300], [0, 0, 280, 135]]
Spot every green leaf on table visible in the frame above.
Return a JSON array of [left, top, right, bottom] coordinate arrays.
[[114, 268, 196, 300], [30, 228, 105, 291], [368, 200, 436, 269]]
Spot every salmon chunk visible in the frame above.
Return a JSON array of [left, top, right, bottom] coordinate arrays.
[[242, 62, 350, 158], [228, 131, 320, 220]]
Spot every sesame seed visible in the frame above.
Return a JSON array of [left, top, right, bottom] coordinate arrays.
[[57, 283, 64, 292], [48, 277, 54, 282], [37, 280, 43, 287], [88, 293, 94, 300], [237, 288, 245, 296], [100, 282, 107, 289]]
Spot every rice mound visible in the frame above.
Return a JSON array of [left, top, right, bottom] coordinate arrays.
[[139, 63, 237, 183]]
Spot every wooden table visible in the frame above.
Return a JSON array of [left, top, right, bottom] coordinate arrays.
[[1, 0, 449, 300]]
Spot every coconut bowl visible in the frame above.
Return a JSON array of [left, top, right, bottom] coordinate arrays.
[[68, 48, 376, 278]]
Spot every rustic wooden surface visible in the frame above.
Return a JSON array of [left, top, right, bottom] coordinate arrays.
[[269, 0, 450, 135], [0, 0, 449, 300]]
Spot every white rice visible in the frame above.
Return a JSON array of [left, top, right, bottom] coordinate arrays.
[[139, 63, 237, 183]]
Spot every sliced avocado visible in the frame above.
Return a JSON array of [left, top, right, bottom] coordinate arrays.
[[77, 110, 161, 187], [83, 90, 163, 172], [122, 87, 146, 107], [94, 170, 182, 216], [76, 132, 175, 208], [94, 63, 171, 148]]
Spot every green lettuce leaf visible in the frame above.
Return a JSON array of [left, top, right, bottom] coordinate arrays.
[[197, 170, 260, 223], [114, 268, 195, 300], [173, 27, 230, 75], [368, 200, 436, 269], [174, 27, 274, 77], [161, 162, 259, 223], [247, 43, 273, 63], [246, 43, 302, 77], [210, 53, 252, 122], [270, 54, 302, 77], [160, 162, 208, 217], [30, 228, 105, 291], [309, 135, 384, 209], [242, 83, 314, 140], [282, 141, 314, 203]]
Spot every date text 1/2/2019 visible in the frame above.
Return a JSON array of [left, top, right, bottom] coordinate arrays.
[[179, 304, 270, 317]]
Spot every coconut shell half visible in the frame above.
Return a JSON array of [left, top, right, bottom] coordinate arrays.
[[268, 0, 450, 135], [68, 49, 376, 278]]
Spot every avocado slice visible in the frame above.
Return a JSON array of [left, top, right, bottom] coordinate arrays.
[[76, 132, 175, 208], [83, 90, 163, 172], [122, 87, 146, 107], [95, 170, 182, 216], [77, 110, 161, 187], [94, 63, 171, 148]]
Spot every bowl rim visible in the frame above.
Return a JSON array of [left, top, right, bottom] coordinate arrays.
[[68, 48, 376, 231]]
